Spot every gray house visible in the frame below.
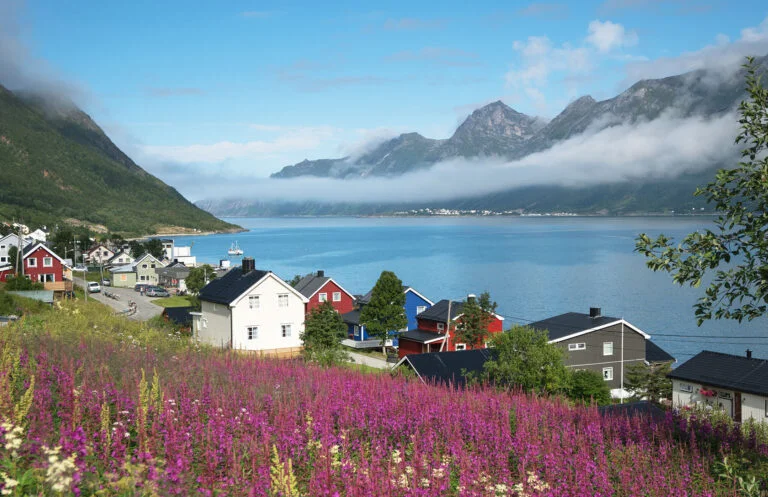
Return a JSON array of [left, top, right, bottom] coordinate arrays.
[[529, 308, 674, 398]]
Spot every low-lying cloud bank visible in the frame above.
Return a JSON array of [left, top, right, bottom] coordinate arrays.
[[187, 109, 738, 205]]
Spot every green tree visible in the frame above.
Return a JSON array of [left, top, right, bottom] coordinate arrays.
[[454, 292, 497, 349], [144, 239, 165, 260], [7, 246, 17, 271], [288, 274, 303, 287], [359, 271, 407, 354], [636, 59, 768, 325], [128, 240, 146, 259], [300, 300, 349, 366], [186, 264, 217, 294], [568, 369, 611, 405], [625, 362, 673, 403], [480, 326, 571, 393]]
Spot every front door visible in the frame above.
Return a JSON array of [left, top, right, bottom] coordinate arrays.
[[734, 392, 742, 422]]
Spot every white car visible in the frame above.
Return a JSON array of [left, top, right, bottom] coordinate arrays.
[[87, 282, 101, 293]]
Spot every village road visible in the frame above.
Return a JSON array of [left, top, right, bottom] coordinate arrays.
[[347, 351, 392, 370], [73, 277, 163, 321]]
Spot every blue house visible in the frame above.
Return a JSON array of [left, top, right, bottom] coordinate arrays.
[[342, 286, 433, 348]]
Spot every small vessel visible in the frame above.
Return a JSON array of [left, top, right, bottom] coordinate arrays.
[[227, 241, 244, 256]]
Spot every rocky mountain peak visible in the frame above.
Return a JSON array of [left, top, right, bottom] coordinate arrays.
[[452, 100, 540, 142]]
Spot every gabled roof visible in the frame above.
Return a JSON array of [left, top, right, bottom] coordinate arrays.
[[342, 309, 361, 325], [110, 264, 136, 274], [399, 329, 446, 344], [645, 340, 675, 363], [86, 244, 113, 255], [294, 272, 354, 300], [162, 306, 193, 327], [21, 243, 66, 265], [403, 286, 434, 306], [359, 285, 433, 305], [527, 312, 649, 342], [416, 299, 464, 322], [396, 349, 495, 387], [668, 350, 768, 397], [107, 250, 134, 264], [134, 253, 164, 267], [199, 267, 270, 305], [598, 400, 665, 420]]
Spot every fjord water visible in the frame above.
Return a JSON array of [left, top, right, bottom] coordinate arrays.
[[174, 217, 768, 362]]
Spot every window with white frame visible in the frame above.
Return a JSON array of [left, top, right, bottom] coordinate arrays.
[[602, 367, 613, 381], [43, 257, 53, 267], [603, 342, 614, 356], [249, 295, 260, 309], [568, 342, 586, 351], [278, 294, 289, 307], [281, 324, 292, 337], [0, 245, 4, 249], [416, 305, 427, 315], [680, 383, 693, 393], [437, 323, 445, 332], [27, 258, 36, 267], [247, 326, 258, 340], [318, 293, 327, 302], [455, 343, 467, 351], [332, 292, 341, 302], [354, 325, 360, 336], [140, 275, 146, 281], [0, 257, 6, 263]]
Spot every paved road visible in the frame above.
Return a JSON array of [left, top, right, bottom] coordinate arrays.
[[348, 351, 393, 370], [73, 278, 164, 321]]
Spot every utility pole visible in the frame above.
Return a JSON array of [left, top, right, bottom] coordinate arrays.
[[439, 299, 452, 352]]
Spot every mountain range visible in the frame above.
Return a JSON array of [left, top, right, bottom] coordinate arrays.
[[196, 56, 767, 217], [0, 85, 240, 235]]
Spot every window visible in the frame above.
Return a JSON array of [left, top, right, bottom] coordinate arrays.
[[281, 324, 292, 337], [602, 367, 613, 381], [568, 343, 586, 351], [151, 264, 156, 268], [249, 295, 260, 309], [0, 245, 4, 249], [140, 275, 146, 281], [103, 251, 108, 256], [455, 343, 467, 351], [318, 293, 327, 302], [43, 257, 53, 267], [416, 305, 427, 315], [437, 323, 445, 332], [0, 257, 6, 263], [680, 384, 693, 393], [42, 274, 54, 282], [27, 258, 37, 267], [142, 264, 148, 269], [247, 326, 258, 340], [278, 294, 289, 307], [603, 342, 614, 356], [354, 325, 360, 336], [332, 292, 341, 302]]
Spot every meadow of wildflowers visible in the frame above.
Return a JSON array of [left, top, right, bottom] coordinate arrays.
[[0, 299, 765, 496]]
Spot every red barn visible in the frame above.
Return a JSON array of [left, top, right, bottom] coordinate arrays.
[[398, 297, 504, 358], [0, 266, 14, 282], [22, 243, 67, 284], [294, 270, 355, 315]]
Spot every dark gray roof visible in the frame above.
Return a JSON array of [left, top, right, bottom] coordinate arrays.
[[198, 267, 269, 305], [528, 312, 620, 341], [401, 349, 495, 387], [416, 299, 464, 322], [598, 401, 665, 421], [162, 306, 193, 327], [667, 350, 768, 397], [646, 340, 675, 363], [342, 309, 361, 325], [156, 266, 191, 278], [400, 329, 446, 343], [294, 273, 331, 298]]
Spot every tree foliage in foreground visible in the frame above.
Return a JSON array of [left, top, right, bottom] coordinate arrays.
[[186, 265, 217, 295], [454, 292, 497, 349], [568, 369, 612, 406], [636, 58, 768, 325], [625, 362, 673, 403], [359, 271, 407, 353], [479, 326, 570, 394], [300, 300, 349, 366]]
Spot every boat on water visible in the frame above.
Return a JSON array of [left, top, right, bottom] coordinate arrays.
[[227, 241, 244, 256]]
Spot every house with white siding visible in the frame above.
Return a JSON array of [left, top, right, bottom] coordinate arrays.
[[192, 257, 308, 356], [0, 234, 32, 265], [669, 350, 768, 423]]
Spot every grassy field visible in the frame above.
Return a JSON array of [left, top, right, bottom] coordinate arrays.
[[151, 295, 194, 308]]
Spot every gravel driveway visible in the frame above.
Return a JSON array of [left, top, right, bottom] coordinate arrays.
[[73, 278, 164, 321]]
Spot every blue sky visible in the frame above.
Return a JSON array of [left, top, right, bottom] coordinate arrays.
[[2, 0, 768, 200]]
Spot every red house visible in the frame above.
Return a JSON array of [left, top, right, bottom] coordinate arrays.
[[398, 296, 504, 358], [294, 270, 355, 315], [22, 243, 67, 285], [0, 265, 13, 282]]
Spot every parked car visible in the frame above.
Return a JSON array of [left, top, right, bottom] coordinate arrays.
[[134, 283, 148, 293], [146, 286, 170, 298], [102, 279, 111, 286], [87, 282, 101, 293]]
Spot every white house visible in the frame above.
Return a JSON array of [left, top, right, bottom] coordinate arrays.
[[669, 350, 768, 423], [26, 229, 47, 243], [85, 244, 115, 265], [192, 257, 308, 356], [171, 246, 196, 266], [107, 250, 135, 266], [0, 234, 32, 265]]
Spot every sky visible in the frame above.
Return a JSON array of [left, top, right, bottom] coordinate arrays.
[[2, 0, 768, 203]]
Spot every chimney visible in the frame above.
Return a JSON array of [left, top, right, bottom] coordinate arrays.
[[747, 349, 752, 359], [242, 257, 255, 275], [589, 307, 601, 318], [467, 294, 476, 303], [317, 270, 325, 277]]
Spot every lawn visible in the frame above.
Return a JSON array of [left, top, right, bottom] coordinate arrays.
[[150, 295, 194, 307]]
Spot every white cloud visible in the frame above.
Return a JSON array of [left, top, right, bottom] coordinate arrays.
[[624, 16, 768, 83], [339, 128, 403, 160], [586, 20, 638, 52]]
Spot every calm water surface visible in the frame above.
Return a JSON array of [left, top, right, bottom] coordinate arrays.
[[172, 217, 768, 362]]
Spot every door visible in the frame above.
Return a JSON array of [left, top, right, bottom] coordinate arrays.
[[734, 392, 742, 422]]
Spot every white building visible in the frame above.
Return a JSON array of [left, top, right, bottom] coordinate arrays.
[[26, 229, 47, 243], [85, 244, 115, 265], [171, 246, 196, 266], [0, 234, 32, 265], [192, 257, 308, 356], [669, 350, 768, 423]]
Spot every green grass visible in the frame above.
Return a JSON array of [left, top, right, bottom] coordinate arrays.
[[151, 295, 194, 308]]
